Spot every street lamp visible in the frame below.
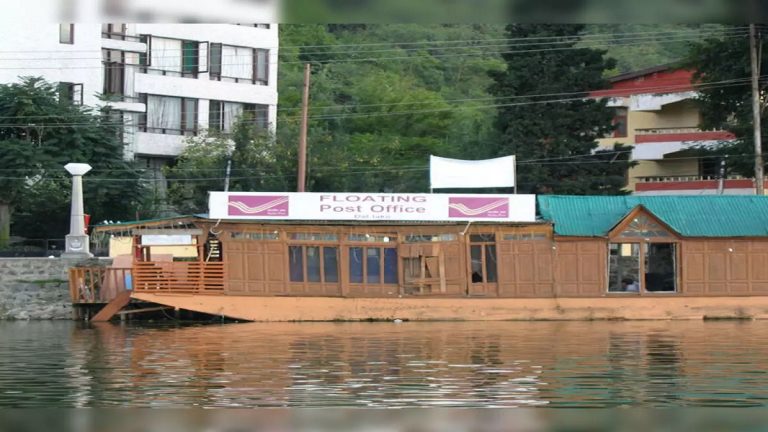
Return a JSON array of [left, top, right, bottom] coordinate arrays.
[[62, 163, 93, 259]]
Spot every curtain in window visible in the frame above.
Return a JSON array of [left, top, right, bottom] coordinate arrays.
[[255, 49, 269, 84], [221, 45, 253, 79], [151, 37, 182, 73], [147, 95, 181, 131], [223, 102, 244, 132]]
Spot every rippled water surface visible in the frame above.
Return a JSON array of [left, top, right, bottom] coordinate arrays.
[[1, 320, 768, 408]]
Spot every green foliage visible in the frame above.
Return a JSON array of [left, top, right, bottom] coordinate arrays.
[[0, 77, 143, 243], [489, 24, 635, 195], [684, 26, 763, 177], [165, 119, 296, 214]]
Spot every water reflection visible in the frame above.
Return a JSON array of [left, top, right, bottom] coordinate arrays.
[[1, 321, 767, 408]]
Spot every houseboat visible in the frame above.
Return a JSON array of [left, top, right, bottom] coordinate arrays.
[[73, 193, 768, 321]]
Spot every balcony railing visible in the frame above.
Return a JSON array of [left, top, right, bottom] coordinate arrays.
[[636, 175, 745, 183], [635, 127, 703, 135], [132, 261, 225, 294]]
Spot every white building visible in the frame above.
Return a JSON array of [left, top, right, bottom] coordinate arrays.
[[0, 22, 278, 170]]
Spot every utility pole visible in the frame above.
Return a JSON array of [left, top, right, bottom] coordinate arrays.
[[297, 63, 311, 192], [750, 23, 765, 195]]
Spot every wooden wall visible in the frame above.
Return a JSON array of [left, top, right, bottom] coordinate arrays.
[[681, 240, 768, 295], [220, 222, 768, 299]]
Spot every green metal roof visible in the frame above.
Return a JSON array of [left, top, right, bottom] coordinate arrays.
[[538, 195, 768, 238]]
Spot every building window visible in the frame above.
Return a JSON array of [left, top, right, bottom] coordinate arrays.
[[209, 101, 269, 132], [469, 234, 497, 283], [59, 24, 74, 44], [102, 49, 125, 97], [613, 107, 628, 138], [101, 23, 126, 40], [209, 43, 269, 85], [145, 36, 198, 78], [289, 246, 339, 283], [139, 94, 198, 136], [608, 243, 641, 292], [349, 247, 398, 284], [403, 233, 457, 243], [58, 82, 83, 105], [230, 231, 279, 240], [616, 214, 672, 239]]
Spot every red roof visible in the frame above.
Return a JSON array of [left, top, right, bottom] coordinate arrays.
[[591, 66, 695, 98]]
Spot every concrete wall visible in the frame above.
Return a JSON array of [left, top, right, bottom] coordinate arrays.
[[0, 258, 96, 320]]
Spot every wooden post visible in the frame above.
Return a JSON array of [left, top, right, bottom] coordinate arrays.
[[750, 24, 765, 195], [297, 63, 311, 192]]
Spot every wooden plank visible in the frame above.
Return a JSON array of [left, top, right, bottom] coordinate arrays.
[[116, 306, 172, 316], [438, 250, 447, 294], [91, 290, 132, 322]]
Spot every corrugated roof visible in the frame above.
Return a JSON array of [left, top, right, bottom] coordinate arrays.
[[538, 195, 768, 237]]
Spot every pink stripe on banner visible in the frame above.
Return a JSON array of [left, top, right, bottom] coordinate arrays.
[[228, 195, 290, 217], [448, 197, 509, 218]]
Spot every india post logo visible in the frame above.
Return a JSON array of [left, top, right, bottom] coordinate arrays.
[[228, 195, 289, 217], [448, 197, 509, 218]]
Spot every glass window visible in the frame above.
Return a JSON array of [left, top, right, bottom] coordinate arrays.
[[306, 246, 321, 283], [323, 247, 339, 283], [618, 214, 672, 239], [349, 247, 363, 283], [366, 248, 381, 284], [182, 98, 197, 133], [59, 24, 74, 44], [384, 248, 398, 284], [143, 95, 197, 135], [182, 40, 199, 76], [289, 233, 338, 241], [470, 245, 483, 283], [470, 234, 495, 242], [348, 234, 395, 243], [255, 49, 269, 85], [645, 243, 676, 292], [403, 234, 457, 243], [485, 245, 497, 283], [289, 246, 304, 283], [503, 233, 548, 241], [209, 43, 222, 76], [230, 232, 279, 240], [613, 107, 628, 138], [608, 243, 641, 292]]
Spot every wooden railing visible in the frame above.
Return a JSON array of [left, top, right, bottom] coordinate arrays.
[[69, 267, 132, 303], [132, 261, 225, 294]]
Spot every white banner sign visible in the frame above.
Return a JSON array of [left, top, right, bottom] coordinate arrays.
[[430, 155, 516, 189], [209, 192, 536, 222]]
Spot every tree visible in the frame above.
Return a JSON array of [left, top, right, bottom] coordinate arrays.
[[165, 118, 296, 215], [684, 27, 765, 178], [489, 24, 635, 194], [0, 77, 144, 246]]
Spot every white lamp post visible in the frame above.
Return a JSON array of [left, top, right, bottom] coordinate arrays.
[[62, 163, 93, 259]]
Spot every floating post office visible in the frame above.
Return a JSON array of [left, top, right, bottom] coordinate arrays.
[[73, 194, 768, 321]]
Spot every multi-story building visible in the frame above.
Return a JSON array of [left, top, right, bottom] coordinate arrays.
[[0, 22, 278, 173], [594, 65, 765, 195]]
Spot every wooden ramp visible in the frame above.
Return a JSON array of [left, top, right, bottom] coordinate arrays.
[[91, 290, 133, 322]]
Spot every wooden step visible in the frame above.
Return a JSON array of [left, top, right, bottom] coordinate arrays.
[[91, 290, 133, 322]]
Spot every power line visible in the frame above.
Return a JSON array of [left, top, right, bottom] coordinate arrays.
[[0, 31, 749, 70], [0, 27, 747, 62]]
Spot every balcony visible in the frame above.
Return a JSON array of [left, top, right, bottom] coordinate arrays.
[[634, 127, 735, 144], [634, 175, 766, 195]]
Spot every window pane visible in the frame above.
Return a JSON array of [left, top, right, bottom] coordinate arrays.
[[608, 243, 641, 292], [367, 248, 381, 284], [183, 99, 197, 132], [289, 246, 304, 282], [209, 101, 222, 131], [485, 245, 497, 283], [470, 245, 483, 283], [182, 40, 198, 73], [306, 246, 321, 283], [403, 233, 457, 243], [210, 43, 222, 75], [289, 233, 338, 241], [348, 233, 395, 243], [645, 243, 676, 292], [255, 49, 269, 84], [147, 95, 182, 131], [323, 247, 338, 283], [384, 248, 398, 284], [470, 234, 495, 242], [59, 24, 73, 44], [349, 247, 363, 283]]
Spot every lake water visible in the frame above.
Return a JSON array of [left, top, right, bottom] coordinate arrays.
[[1, 320, 768, 408]]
